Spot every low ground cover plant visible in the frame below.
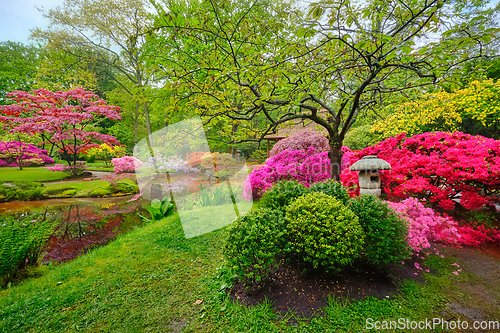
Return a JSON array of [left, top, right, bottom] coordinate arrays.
[[0, 215, 54, 288]]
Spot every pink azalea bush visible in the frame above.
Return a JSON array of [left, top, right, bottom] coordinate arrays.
[[0, 141, 54, 167], [341, 132, 500, 210], [269, 130, 329, 157], [112, 156, 144, 174], [388, 197, 500, 252], [243, 146, 354, 200], [45, 161, 88, 176]]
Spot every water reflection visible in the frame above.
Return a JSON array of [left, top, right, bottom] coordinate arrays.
[[0, 196, 144, 263]]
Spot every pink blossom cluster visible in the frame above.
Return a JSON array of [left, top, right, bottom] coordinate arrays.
[[387, 197, 500, 252], [243, 146, 354, 200], [45, 161, 88, 176], [112, 156, 144, 174], [387, 197, 460, 252], [102, 173, 137, 186], [46, 164, 66, 172], [269, 130, 329, 157], [0, 141, 54, 167], [341, 132, 500, 210]]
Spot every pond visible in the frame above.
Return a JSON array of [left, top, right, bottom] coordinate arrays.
[[0, 195, 146, 263]]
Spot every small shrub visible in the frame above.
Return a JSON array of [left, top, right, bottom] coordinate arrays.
[[309, 180, 350, 205], [285, 192, 365, 273], [0, 215, 55, 288], [349, 195, 411, 265], [260, 180, 309, 210], [0, 181, 45, 202], [225, 208, 288, 289], [112, 156, 144, 174]]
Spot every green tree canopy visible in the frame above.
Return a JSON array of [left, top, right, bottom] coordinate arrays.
[[146, 0, 499, 179], [0, 41, 40, 104]]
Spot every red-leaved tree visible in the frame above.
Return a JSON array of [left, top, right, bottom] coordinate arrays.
[[0, 88, 121, 165]]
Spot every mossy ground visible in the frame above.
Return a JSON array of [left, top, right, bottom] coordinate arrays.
[[43, 178, 138, 198]]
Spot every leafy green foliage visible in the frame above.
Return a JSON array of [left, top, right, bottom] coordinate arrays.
[[0, 215, 54, 288], [224, 208, 288, 289], [308, 179, 350, 206], [0, 181, 45, 202], [343, 125, 382, 150], [285, 192, 365, 273], [145, 197, 175, 221], [260, 180, 309, 211], [0, 42, 40, 105], [349, 195, 411, 266]]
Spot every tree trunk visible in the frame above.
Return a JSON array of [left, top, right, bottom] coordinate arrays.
[[328, 140, 342, 182], [143, 101, 154, 156], [134, 100, 140, 145]]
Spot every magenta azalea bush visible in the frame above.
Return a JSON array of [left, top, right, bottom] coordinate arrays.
[[243, 146, 354, 200], [112, 156, 144, 174], [269, 130, 329, 158], [341, 132, 500, 210], [388, 197, 500, 252], [0, 141, 54, 167]]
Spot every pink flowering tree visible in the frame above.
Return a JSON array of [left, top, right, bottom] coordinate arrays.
[[340, 132, 500, 210], [0, 88, 121, 166], [243, 146, 354, 200], [269, 130, 329, 158]]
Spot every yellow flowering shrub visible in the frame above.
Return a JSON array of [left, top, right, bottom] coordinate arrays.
[[373, 79, 500, 138], [87, 143, 126, 166]]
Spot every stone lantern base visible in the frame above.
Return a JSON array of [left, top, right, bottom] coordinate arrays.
[[360, 188, 381, 197]]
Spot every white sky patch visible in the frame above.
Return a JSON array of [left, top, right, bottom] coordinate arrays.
[[0, 0, 65, 44]]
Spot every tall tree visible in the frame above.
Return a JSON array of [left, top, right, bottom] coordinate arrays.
[[146, 0, 499, 180], [32, 0, 156, 145], [0, 88, 121, 166], [0, 42, 40, 105]]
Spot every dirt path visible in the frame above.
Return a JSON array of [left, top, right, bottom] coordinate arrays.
[[436, 244, 500, 323]]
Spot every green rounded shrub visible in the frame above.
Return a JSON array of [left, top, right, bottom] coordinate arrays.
[[285, 192, 365, 273], [260, 180, 309, 211], [308, 179, 350, 205], [224, 208, 288, 289], [349, 195, 411, 265]]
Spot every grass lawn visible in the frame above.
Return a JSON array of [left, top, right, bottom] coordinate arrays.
[[86, 161, 114, 172], [0, 207, 476, 332], [0, 167, 67, 182]]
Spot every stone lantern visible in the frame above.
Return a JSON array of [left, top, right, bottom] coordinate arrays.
[[349, 155, 391, 197]]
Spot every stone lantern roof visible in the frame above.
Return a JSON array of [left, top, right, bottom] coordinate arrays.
[[349, 155, 392, 171]]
